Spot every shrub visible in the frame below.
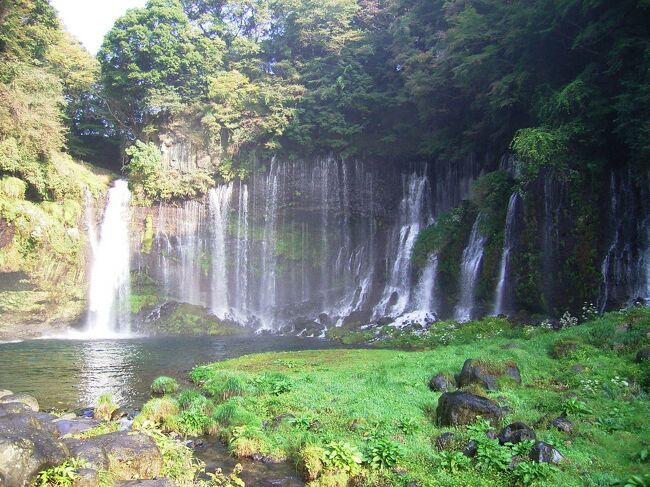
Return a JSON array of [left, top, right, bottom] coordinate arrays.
[[36, 458, 89, 487], [436, 450, 471, 474], [151, 376, 180, 395], [94, 393, 119, 421], [562, 397, 593, 417], [135, 397, 179, 427], [322, 441, 363, 473], [511, 461, 553, 485], [366, 437, 402, 469]]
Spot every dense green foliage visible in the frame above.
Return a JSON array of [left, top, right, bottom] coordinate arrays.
[[0, 1, 111, 331], [94, 0, 649, 175], [135, 306, 650, 486]]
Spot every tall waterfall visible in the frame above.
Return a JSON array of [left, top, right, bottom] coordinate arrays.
[[492, 193, 521, 316], [86, 180, 132, 337], [133, 157, 489, 331], [209, 184, 233, 316], [373, 172, 431, 318], [599, 170, 650, 311], [455, 215, 486, 322]]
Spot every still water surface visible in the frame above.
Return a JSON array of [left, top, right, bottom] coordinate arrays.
[[0, 335, 336, 410]]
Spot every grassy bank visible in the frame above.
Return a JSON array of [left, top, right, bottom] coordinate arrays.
[[136, 307, 650, 486]]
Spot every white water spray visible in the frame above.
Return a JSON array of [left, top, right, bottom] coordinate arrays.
[[455, 215, 486, 322], [86, 180, 132, 337]]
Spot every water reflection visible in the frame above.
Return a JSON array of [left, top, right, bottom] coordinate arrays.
[[0, 335, 336, 410], [79, 340, 139, 408]]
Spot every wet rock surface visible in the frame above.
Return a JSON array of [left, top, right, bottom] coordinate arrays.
[[0, 411, 69, 486], [436, 391, 504, 426]]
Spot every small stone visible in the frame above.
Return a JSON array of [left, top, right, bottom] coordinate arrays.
[[550, 417, 573, 434], [498, 422, 536, 445], [463, 440, 477, 457], [571, 364, 587, 373], [529, 441, 564, 464], [428, 374, 454, 392], [434, 432, 456, 451]]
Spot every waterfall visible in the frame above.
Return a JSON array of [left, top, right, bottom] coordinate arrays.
[[373, 172, 430, 318], [86, 180, 132, 337], [234, 182, 249, 315], [599, 170, 650, 311], [493, 193, 521, 316], [455, 215, 486, 322], [209, 184, 233, 316]]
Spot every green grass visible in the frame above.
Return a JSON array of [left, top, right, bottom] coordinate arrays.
[[139, 306, 650, 486]]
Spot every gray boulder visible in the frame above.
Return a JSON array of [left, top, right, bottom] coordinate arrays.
[[65, 431, 163, 480], [436, 391, 504, 427], [0, 413, 69, 486], [0, 393, 39, 412], [529, 441, 564, 464], [429, 374, 454, 392], [52, 418, 102, 436]]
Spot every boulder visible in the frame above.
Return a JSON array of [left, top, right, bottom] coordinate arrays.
[[458, 359, 521, 391], [72, 468, 100, 487], [636, 347, 650, 363], [529, 442, 564, 464], [550, 417, 573, 434], [0, 402, 32, 416], [0, 413, 69, 486], [0, 390, 13, 400], [498, 422, 536, 445], [65, 431, 163, 480], [0, 393, 39, 412], [436, 391, 504, 427], [52, 418, 102, 436], [428, 374, 454, 392]]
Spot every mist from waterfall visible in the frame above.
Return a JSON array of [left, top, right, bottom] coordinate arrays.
[[455, 215, 486, 322], [493, 193, 520, 316], [86, 180, 132, 337]]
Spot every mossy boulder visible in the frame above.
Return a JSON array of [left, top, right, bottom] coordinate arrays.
[[458, 359, 521, 391], [429, 373, 455, 392], [635, 346, 650, 363], [135, 302, 249, 336], [436, 391, 504, 426]]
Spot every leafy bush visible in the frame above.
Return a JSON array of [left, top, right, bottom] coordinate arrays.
[[396, 417, 419, 435], [562, 397, 593, 417], [436, 450, 471, 474], [366, 437, 402, 469], [94, 393, 119, 421], [511, 461, 553, 485], [151, 376, 180, 395], [36, 458, 89, 486], [322, 441, 363, 473]]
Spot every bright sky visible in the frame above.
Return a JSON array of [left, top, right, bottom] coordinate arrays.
[[50, 0, 147, 54]]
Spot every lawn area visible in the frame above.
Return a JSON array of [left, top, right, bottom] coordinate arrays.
[[138, 306, 650, 486]]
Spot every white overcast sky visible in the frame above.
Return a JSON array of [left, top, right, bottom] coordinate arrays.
[[50, 0, 147, 54]]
